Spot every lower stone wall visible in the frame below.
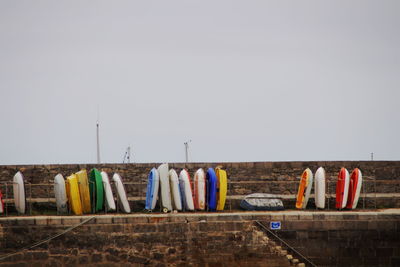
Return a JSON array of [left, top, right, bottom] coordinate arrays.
[[0, 215, 293, 267], [256, 211, 400, 267], [1, 211, 400, 266]]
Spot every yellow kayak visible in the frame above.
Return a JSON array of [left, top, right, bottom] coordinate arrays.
[[216, 167, 228, 211], [76, 170, 91, 213], [66, 174, 83, 215]]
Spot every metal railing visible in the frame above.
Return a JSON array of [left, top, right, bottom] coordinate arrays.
[[255, 220, 317, 267]]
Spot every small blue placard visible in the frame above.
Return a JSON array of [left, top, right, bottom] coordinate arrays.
[[270, 221, 281, 230]]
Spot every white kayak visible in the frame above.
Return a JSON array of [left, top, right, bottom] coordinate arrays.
[[101, 171, 116, 211], [314, 167, 326, 209], [112, 173, 131, 213], [13, 171, 26, 214], [54, 174, 68, 214], [179, 169, 194, 211], [169, 169, 182, 211], [193, 168, 206, 210], [158, 163, 172, 212]]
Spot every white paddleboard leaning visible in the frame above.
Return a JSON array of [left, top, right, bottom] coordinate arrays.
[[112, 173, 131, 213], [169, 169, 182, 211], [13, 171, 26, 214], [158, 163, 172, 212], [314, 167, 326, 209], [54, 174, 68, 214], [179, 169, 195, 211], [101, 171, 116, 211]]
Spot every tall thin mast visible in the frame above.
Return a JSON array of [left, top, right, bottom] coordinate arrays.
[[96, 122, 101, 164]]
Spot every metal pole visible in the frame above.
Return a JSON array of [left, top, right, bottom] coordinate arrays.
[[127, 146, 131, 164], [96, 122, 101, 164], [184, 140, 191, 163]]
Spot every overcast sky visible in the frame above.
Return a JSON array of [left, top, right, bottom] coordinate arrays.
[[0, 1, 399, 165]]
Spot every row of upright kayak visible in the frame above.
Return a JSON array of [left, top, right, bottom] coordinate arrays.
[[0, 164, 228, 215], [296, 167, 363, 210], [6, 169, 130, 215], [145, 164, 228, 212]]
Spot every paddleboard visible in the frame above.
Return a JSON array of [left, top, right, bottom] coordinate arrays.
[[336, 167, 350, 209], [158, 163, 172, 212], [101, 171, 116, 211], [193, 168, 206, 210], [179, 169, 194, 211], [89, 168, 104, 212], [295, 168, 313, 209], [76, 170, 91, 213], [314, 167, 326, 209], [206, 168, 217, 211], [112, 173, 131, 213], [13, 171, 26, 214], [145, 168, 160, 211], [66, 174, 83, 215], [215, 167, 228, 211], [346, 168, 362, 209], [169, 169, 182, 211], [54, 174, 68, 214]]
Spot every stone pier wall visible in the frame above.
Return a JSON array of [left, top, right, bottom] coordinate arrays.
[[0, 161, 399, 212], [0, 214, 293, 267]]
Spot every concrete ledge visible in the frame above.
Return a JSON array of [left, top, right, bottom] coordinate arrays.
[[1, 209, 399, 226]]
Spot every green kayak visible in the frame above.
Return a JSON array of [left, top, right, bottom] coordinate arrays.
[[89, 168, 104, 212]]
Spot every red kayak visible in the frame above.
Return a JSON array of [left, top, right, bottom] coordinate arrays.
[[346, 168, 363, 209], [335, 167, 350, 209]]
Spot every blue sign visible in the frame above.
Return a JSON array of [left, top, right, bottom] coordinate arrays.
[[270, 221, 281, 230]]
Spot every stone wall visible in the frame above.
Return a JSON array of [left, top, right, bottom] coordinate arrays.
[[1, 210, 399, 266], [256, 211, 400, 267], [0, 214, 294, 267], [0, 161, 399, 212]]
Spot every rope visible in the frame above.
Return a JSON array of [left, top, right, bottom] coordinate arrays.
[[0, 216, 96, 262], [255, 220, 317, 267]]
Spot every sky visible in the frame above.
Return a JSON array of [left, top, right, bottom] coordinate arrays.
[[0, 1, 399, 164]]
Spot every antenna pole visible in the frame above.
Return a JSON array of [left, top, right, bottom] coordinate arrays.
[[96, 122, 101, 164], [184, 140, 191, 163], [127, 146, 131, 163]]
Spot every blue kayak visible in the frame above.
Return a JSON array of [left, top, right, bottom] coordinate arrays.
[[145, 168, 159, 210], [206, 168, 217, 211]]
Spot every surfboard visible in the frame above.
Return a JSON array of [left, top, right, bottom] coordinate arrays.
[[346, 168, 362, 209], [336, 167, 350, 209], [194, 168, 206, 210], [314, 167, 326, 209], [295, 168, 313, 209], [179, 169, 194, 211], [54, 174, 68, 214], [206, 168, 217, 211], [66, 174, 83, 215], [112, 173, 131, 213], [215, 167, 228, 211], [101, 171, 116, 211], [75, 170, 91, 213], [13, 171, 26, 214], [145, 168, 160, 211], [89, 168, 104, 212], [169, 169, 182, 211], [158, 163, 172, 212]]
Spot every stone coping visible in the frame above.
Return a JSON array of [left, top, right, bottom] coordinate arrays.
[[2, 193, 399, 203], [1, 209, 399, 226]]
